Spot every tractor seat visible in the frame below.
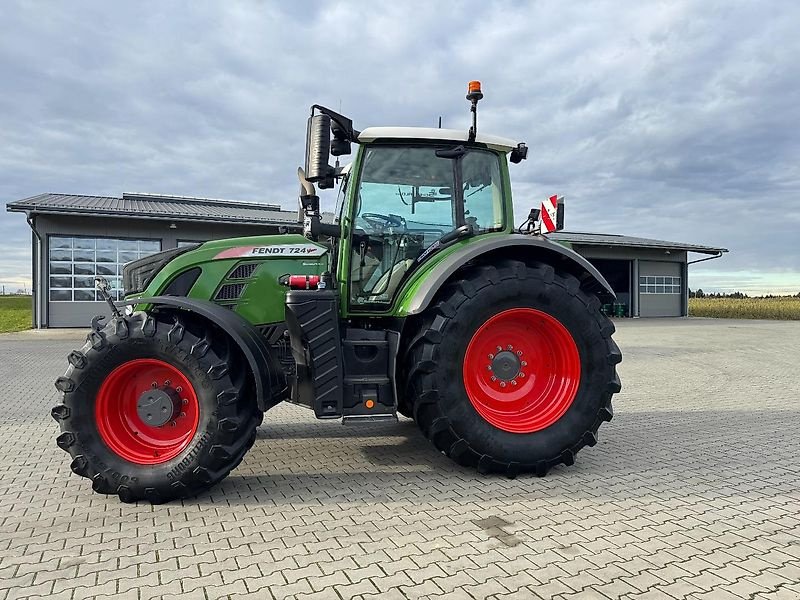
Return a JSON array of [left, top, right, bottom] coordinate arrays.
[[369, 259, 413, 299]]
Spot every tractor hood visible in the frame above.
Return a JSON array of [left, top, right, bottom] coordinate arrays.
[[124, 234, 330, 326]]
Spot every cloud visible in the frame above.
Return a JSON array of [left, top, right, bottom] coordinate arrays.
[[1, 0, 798, 293]]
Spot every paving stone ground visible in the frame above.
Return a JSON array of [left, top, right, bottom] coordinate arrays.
[[1, 318, 799, 600]]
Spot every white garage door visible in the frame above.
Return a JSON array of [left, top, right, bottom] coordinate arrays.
[[639, 261, 682, 317], [47, 235, 161, 327]]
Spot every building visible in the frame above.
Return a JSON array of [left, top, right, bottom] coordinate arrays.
[[7, 193, 306, 328], [548, 232, 726, 318], [7, 192, 727, 327]]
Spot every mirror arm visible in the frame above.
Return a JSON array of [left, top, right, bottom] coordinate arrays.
[[310, 104, 360, 142]]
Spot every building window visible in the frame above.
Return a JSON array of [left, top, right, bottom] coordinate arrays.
[[639, 275, 682, 294], [49, 236, 161, 301]]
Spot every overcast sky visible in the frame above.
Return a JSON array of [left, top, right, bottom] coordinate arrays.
[[1, 1, 798, 294]]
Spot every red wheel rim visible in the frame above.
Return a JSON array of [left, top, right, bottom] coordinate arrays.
[[95, 359, 200, 464], [463, 308, 580, 433]]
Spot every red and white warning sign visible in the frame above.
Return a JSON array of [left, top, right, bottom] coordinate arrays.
[[540, 195, 562, 233]]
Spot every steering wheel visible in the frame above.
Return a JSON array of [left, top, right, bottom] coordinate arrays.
[[361, 212, 406, 232]]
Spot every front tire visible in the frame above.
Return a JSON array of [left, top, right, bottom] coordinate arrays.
[[405, 259, 621, 476], [51, 312, 261, 503]]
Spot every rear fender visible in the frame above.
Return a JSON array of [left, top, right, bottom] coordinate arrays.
[[117, 296, 287, 412], [400, 234, 615, 316]]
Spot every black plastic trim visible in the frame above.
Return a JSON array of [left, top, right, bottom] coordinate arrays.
[[122, 244, 199, 296], [117, 296, 287, 411], [404, 234, 616, 315], [162, 267, 201, 296], [284, 290, 344, 419]]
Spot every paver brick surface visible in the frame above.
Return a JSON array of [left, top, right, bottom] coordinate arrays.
[[1, 319, 799, 599]]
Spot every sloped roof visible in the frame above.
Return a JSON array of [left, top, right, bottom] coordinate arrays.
[[6, 192, 302, 225], [549, 231, 728, 255]]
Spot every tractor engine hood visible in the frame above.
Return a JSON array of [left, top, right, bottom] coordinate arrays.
[[123, 234, 330, 326]]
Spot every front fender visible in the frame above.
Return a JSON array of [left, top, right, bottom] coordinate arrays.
[[397, 234, 615, 316], [117, 296, 287, 412]]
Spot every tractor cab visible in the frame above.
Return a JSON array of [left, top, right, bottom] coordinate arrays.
[[301, 82, 529, 313]]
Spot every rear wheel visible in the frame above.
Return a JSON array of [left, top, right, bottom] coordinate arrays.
[[52, 312, 262, 503], [405, 259, 621, 476]]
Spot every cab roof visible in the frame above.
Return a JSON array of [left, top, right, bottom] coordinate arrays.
[[358, 127, 518, 153]]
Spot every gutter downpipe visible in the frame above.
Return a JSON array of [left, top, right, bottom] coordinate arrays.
[[688, 250, 725, 266], [25, 212, 43, 329]]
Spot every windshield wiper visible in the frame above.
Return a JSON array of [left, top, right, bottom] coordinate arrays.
[[439, 223, 474, 245], [415, 224, 474, 265]]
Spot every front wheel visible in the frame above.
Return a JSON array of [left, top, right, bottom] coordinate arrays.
[[51, 312, 261, 503], [405, 259, 621, 476]]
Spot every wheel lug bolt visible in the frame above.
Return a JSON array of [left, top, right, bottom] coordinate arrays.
[[500, 381, 506, 388], [507, 345, 513, 351], [488, 353, 494, 360], [151, 382, 158, 388], [519, 372, 525, 378], [490, 376, 497, 382], [521, 361, 527, 367], [170, 421, 176, 427], [516, 350, 522, 356], [182, 399, 188, 405], [511, 380, 517, 386], [496, 346, 502, 352], [486, 365, 492, 371], [164, 380, 171, 386], [176, 386, 182, 393], [179, 412, 186, 418]]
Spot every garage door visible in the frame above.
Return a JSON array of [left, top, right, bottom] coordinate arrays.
[[639, 261, 682, 317], [47, 235, 161, 327]]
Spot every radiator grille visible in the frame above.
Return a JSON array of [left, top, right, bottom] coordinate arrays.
[[228, 262, 258, 279], [215, 283, 246, 301]]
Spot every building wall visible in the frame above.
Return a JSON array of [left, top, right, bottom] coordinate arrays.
[[32, 213, 291, 328]]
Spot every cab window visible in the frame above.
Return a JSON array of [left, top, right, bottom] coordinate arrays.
[[349, 145, 504, 307]]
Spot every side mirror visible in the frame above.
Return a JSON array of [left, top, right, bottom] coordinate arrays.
[[510, 142, 528, 164], [305, 114, 334, 183], [330, 120, 351, 157]]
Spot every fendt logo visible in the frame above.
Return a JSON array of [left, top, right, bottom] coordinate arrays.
[[250, 246, 319, 255], [214, 244, 326, 260]]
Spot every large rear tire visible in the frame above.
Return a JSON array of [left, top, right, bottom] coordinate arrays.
[[404, 259, 621, 476], [51, 312, 262, 503]]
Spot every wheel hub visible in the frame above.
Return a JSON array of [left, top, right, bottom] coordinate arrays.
[[463, 308, 581, 433], [95, 358, 200, 465], [136, 387, 180, 428], [490, 350, 521, 381]]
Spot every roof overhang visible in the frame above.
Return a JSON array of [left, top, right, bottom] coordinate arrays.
[[7, 205, 301, 227], [548, 232, 728, 256]]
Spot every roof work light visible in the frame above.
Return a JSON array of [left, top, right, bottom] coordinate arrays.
[[466, 80, 483, 141], [466, 80, 483, 102]]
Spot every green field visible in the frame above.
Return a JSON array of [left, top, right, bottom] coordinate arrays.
[[0, 296, 32, 333], [689, 296, 800, 320]]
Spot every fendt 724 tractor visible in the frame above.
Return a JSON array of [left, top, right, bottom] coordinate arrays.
[[52, 82, 621, 503]]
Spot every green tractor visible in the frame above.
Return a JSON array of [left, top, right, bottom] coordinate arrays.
[[52, 83, 621, 503]]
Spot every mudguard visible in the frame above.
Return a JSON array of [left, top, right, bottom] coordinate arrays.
[[117, 296, 287, 412], [403, 234, 615, 315]]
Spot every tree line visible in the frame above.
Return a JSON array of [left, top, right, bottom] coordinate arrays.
[[690, 289, 800, 299]]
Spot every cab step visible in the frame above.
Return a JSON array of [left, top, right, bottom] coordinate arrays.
[[342, 413, 398, 425]]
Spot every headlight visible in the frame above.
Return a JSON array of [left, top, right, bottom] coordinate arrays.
[[122, 245, 199, 296]]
